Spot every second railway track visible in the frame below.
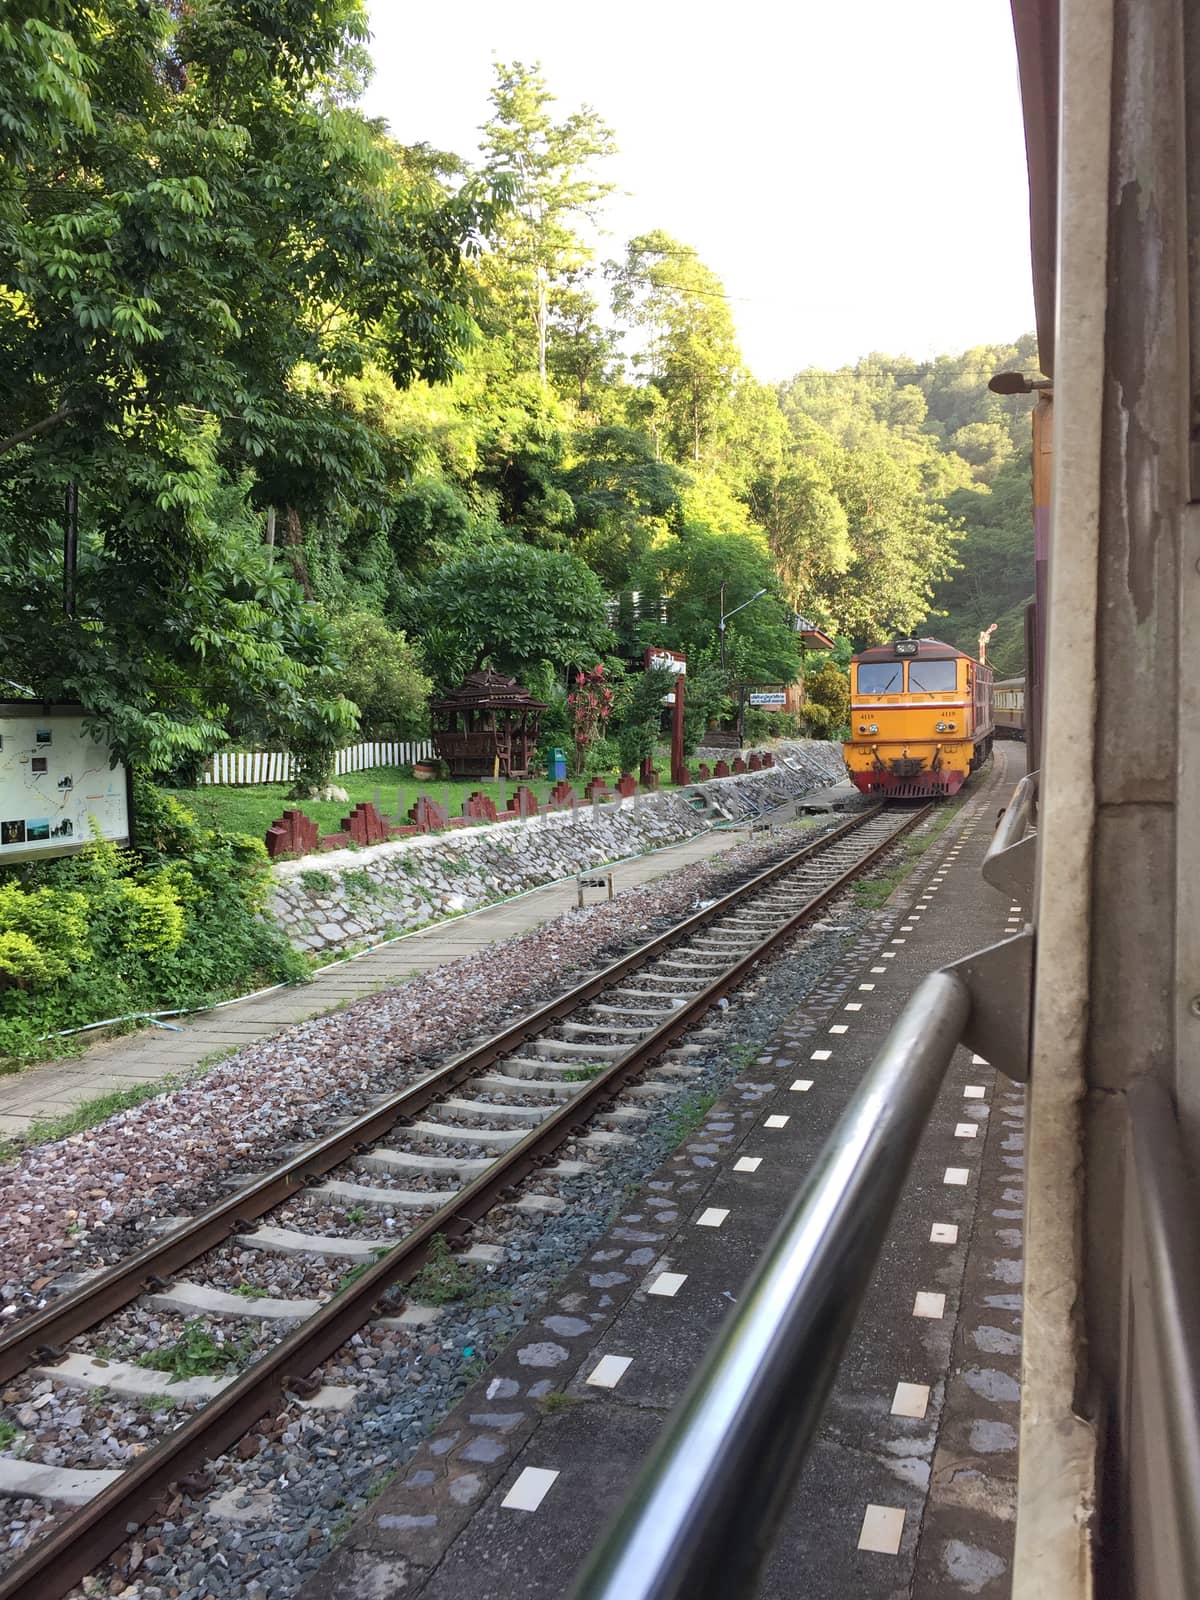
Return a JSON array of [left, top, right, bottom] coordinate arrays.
[[0, 800, 932, 1600]]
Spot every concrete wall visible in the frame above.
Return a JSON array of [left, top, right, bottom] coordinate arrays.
[[267, 742, 845, 957]]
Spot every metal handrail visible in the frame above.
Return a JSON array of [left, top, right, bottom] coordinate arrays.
[[982, 768, 1038, 901], [572, 969, 972, 1600], [989, 769, 1038, 857]]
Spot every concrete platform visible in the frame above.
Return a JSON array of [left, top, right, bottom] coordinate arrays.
[[0, 826, 763, 1135], [300, 744, 1026, 1600]]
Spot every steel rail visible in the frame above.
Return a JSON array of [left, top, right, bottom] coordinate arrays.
[[0, 804, 932, 1600], [0, 805, 882, 1383], [571, 967, 971, 1600]]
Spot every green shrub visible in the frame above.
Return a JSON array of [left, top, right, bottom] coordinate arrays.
[[800, 661, 849, 739], [579, 735, 620, 777], [0, 775, 304, 1063], [0, 884, 89, 986], [328, 611, 432, 738]]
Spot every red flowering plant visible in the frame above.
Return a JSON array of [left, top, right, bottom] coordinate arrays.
[[567, 663, 614, 771]]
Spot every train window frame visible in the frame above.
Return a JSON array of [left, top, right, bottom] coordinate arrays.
[[907, 659, 959, 693], [856, 662, 904, 694]]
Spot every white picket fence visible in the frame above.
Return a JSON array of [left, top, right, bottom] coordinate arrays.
[[201, 740, 436, 786]]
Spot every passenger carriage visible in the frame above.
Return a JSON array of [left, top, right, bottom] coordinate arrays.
[[993, 676, 1025, 739]]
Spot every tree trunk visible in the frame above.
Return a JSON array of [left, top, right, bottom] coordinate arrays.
[[536, 267, 548, 387], [283, 505, 314, 598]]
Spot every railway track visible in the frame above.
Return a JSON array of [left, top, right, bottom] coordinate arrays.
[[0, 801, 932, 1600]]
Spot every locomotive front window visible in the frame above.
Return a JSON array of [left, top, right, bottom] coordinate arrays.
[[857, 663, 903, 694], [908, 659, 958, 692]]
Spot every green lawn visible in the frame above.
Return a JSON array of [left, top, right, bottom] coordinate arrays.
[[167, 761, 684, 843]]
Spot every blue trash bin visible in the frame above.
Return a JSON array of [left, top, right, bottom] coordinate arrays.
[[548, 748, 567, 781]]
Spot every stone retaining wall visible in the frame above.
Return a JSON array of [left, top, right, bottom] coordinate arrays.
[[267, 741, 845, 957]]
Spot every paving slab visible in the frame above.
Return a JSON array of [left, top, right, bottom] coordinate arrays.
[[0, 826, 754, 1134]]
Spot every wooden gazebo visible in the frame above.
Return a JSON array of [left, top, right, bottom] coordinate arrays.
[[430, 670, 547, 779]]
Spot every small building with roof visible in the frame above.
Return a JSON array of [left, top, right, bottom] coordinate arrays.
[[430, 669, 547, 779]]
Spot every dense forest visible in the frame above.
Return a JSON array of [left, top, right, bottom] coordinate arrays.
[[0, 3, 1037, 788]]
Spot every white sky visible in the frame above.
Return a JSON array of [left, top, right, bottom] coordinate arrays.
[[361, 0, 1034, 380]]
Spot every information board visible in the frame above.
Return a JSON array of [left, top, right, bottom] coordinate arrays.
[[0, 704, 131, 864], [748, 691, 787, 707]]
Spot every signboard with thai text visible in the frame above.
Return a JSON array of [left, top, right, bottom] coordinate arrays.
[[748, 691, 787, 707], [0, 704, 132, 864]]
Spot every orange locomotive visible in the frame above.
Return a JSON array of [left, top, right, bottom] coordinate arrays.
[[842, 637, 994, 799]]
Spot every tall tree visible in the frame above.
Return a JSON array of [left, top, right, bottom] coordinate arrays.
[[0, 0, 497, 770], [480, 61, 616, 387], [610, 232, 742, 464], [408, 543, 613, 689], [748, 455, 851, 617], [816, 447, 961, 642]]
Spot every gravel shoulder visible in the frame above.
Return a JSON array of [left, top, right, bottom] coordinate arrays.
[[0, 821, 851, 1326]]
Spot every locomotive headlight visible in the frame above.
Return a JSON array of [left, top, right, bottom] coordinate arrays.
[[869, 723, 878, 734], [936, 720, 957, 733]]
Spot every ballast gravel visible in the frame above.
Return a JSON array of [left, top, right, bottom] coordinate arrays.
[[0, 820, 852, 1321], [67, 886, 906, 1600]]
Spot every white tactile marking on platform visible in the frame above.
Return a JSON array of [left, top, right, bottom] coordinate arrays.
[[972, 1054, 989, 1066], [829, 1025, 848, 1034], [944, 1167, 970, 1186], [844, 1002, 862, 1011], [882, 952, 897, 960], [502, 1467, 559, 1512], [859, 984, 875, 991], [871, 966, 887, 974], [930, 1223, 958, 1244], [913, 1291, 946, 1319], [697, 1208, 729, 1228], [963, 1085, 986, 1098], [790, 1079, 814, 1092], [891, 938, 906, 945], [812, 1049, 832, 1060], [764, 1115, 790, 1129], [648, 1272, 687, 1298], [858, 1503, 905, 1554], [900, 925, 915, 932], [586, 1355, 633, 1390], [734, 1156, 762, 1172], [891, 1382, 931, 1419], [954, 1122, 979, 1139]]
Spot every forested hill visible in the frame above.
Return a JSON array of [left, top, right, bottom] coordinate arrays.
[[0, 15, 1037, 784], [779, 339, 1039, 678]]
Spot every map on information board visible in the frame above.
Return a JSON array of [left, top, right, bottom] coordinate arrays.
[[0, 705, 131, 864]]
